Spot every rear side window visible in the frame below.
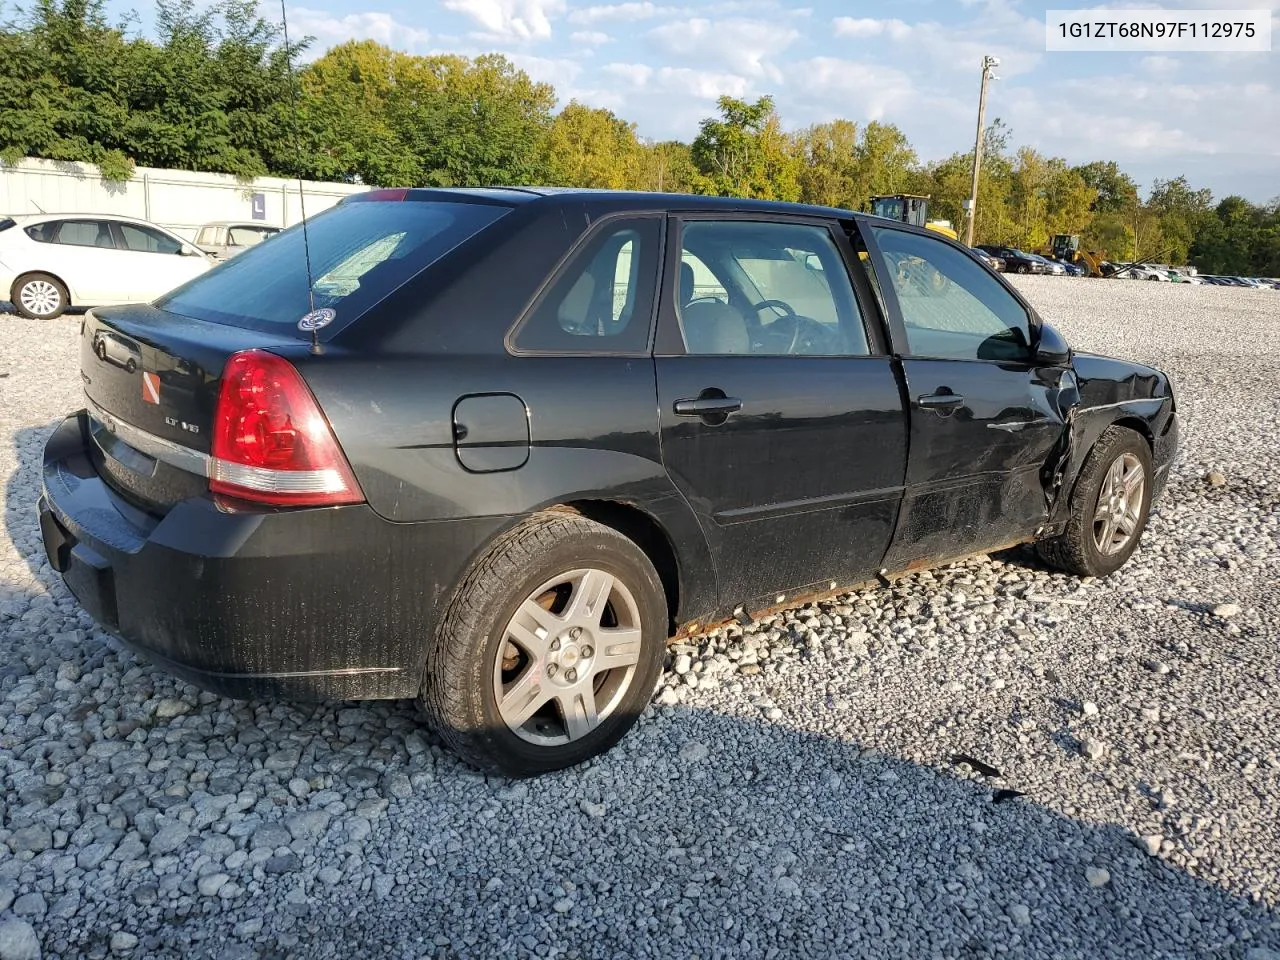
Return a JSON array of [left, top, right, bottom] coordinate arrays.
[[157, 200, 512, 335], [196, 226, 218, 245], [0, 218, 14, 233], [51, 220, 117, 248], [510, 217, 661, 354]]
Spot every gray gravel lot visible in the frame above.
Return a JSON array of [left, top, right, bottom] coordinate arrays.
[[1, 278, 1279, 960]]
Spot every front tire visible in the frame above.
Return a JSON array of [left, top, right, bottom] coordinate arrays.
[[420, 512, 667, 777], [1017, 264, 1030, 275], [1037, 426, 1153, 577], [12, 273, 68, 319]]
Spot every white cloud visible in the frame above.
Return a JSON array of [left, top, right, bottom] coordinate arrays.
[[570, 30, 610, 44], [441, 0, 566, 40], [602, 61, 750, 99], [507, 53, 583, 91], [787, 57, 922, 123], [831, 13, 1042, 78], [568, 2, 674, 25], [832, 17, 910, 40], [647, 17, 799, 80], [1140, 55, 1181, 79], [287, 7, 431, 56]]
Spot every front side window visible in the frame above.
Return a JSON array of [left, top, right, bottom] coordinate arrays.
[[196, 226, 218, 245], [868, 226, 1031, 362], [511, 217, 660, 354], [118, 223, 182, 255], [676, 220, 869, 357]]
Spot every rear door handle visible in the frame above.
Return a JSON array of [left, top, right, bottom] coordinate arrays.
[[917, 393, 964, 409], [674, 397, 743, 417]]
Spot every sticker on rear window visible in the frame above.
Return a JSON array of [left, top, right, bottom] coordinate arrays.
[[297, 308, 336, 332]]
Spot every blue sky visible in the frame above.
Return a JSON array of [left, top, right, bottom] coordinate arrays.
[[118, 0, 1279, 202]]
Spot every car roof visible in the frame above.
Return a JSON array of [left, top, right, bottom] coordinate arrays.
[[199, 221, 282, 228], [353, 186, 866, 222], [9, 212, 170, 227]]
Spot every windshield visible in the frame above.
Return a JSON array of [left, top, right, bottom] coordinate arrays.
[[158, 200, 511, 335]]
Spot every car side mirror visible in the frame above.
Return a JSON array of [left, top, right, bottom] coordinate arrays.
[[1034, 322, 1072, 366]]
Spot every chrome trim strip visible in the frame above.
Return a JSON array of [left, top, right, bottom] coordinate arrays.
[[1079, 397, 1168, 414], [86, 397, 210, 477]]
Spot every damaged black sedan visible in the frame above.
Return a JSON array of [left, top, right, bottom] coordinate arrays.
[[38, 189, 1178, 776]]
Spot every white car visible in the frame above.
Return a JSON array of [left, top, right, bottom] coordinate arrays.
[[0, 213, 213, 319], [1117, 264, 1169, 281]]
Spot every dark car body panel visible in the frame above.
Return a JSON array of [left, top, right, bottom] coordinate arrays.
[[39, 189, 1179, 701]]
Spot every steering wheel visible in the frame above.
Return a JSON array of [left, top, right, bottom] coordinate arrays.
[[750, 299, 797, 318]]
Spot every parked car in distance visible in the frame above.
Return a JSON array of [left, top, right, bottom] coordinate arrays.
[[1029, 254, 1066, 277], [976, 245, 1044, 274], [973, 249, 1004, 272], [1050, 258, 1085, 277], [0, 213, 212, 318], [38, 188, 1179, 776], [1116, 264, 1169, 281], [195, 221, 282, 261]]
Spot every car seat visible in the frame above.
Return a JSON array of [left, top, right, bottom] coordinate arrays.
[[681, 301, 750, 354]]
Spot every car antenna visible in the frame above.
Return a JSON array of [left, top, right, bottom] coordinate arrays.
[[278, 0, 321, 356]]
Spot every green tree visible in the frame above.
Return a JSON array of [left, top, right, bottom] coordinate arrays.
[[1074, 160, 1140, 214], [794, 119, 859, 209], [546, 102, 641, 188], [690, 95, 801, 201], [634, 139, 696, 193]]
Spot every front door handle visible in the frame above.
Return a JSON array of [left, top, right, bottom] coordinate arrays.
[[917, 393, 964, 410], [674, 396, 743, 417]]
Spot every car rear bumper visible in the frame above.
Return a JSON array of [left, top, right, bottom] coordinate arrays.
[[39, 411, 502, 702]]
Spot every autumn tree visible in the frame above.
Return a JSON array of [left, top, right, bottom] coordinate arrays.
[[546, 102, 641, 189]]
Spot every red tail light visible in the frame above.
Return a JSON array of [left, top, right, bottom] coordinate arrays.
[[210, 350, 363, 507]]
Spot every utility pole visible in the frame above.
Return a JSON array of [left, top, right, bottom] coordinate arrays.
[[965, 55, 1000, 248]]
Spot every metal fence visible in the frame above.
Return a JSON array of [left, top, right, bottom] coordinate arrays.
[[0, 158, 366, 241]]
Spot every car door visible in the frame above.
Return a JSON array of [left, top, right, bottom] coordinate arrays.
[[861, 223, 1074, 571], [113, 222, 207, 301], [654, 215, 908, 614], [36, 219, 122, 303]]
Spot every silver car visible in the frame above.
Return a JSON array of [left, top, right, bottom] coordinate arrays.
[[194, 221, 281, 261]]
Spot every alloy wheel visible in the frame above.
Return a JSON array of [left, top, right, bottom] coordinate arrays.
[[19, 280, 61, 317], [1093, 452, 1145, 555], [494, 568, 643, 746]]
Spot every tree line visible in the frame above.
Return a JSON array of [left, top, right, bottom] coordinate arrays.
[[2, 0, 1277, 275]]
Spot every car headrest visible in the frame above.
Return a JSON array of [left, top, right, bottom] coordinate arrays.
[[679, 262, 695, 304], [681, 301, 750, 355]]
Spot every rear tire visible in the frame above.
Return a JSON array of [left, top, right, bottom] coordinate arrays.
[[420, 512, 667, 777], [1036, 426, 1153, 578], [12, 273, 68, 319]]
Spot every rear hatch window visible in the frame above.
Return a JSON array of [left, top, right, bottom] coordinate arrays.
[[156, 198, 512, 335]]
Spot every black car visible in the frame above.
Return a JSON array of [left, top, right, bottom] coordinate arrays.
[[39, 189, 1179, 776], [977, 245, 1045, 275]]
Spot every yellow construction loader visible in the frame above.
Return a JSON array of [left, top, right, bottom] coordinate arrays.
[[1042, 234, 1109, 277], [869, 195, 959, 240]]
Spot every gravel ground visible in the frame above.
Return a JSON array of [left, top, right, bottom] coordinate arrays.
[[1, 278, 1279, 960]]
